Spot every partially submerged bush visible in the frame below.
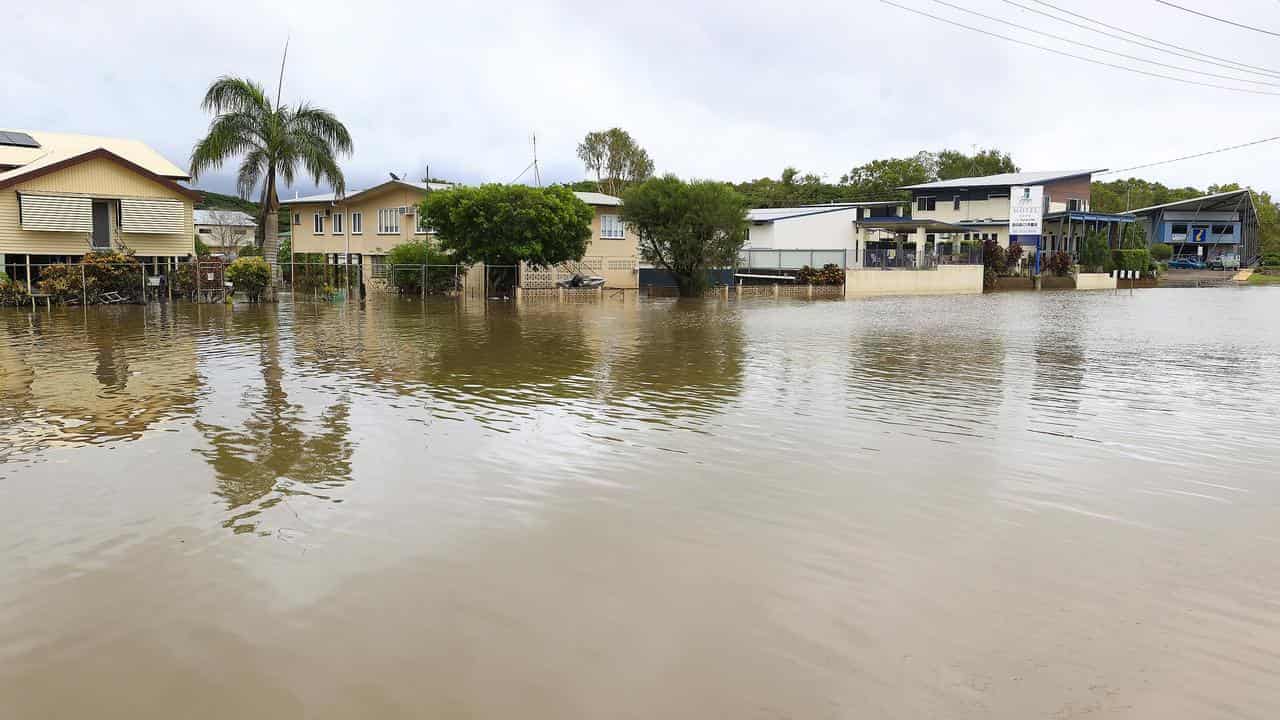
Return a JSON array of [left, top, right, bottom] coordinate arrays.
[[0, 276, 29, 305], [1112, 248, 1151, 274], [386, 241, 461, 295], [1046, 251, 1073, 277], [226, 256, 272, 301], [35, 264, 86, 302], [982, 239, 1007, 275]]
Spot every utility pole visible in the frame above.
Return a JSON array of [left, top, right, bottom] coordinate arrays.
[[532, 132, 542, 188]]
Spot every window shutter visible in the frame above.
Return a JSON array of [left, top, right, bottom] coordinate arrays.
[[120, 198, 184, 234], [19, 194, 92, 232]]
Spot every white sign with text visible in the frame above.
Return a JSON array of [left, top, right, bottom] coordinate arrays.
[[1008, 185, 1044, 236]]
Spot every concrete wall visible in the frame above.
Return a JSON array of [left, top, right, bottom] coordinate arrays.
[[844, 265, 983, 298], [1075, 272, 1116, 291]]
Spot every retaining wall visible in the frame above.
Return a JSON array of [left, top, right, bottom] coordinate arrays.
[[844, 265, 983, 298]]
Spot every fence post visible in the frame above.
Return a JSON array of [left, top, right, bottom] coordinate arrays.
[[772, 283, 779, 298], [807, 283, 813, 299], [421, 265, 427, 301], [81, 263, 87, 306], [195, 258, 201, 303], [141, 266, 146, 304]]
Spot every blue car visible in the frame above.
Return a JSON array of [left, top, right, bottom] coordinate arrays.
[[1168, 257, 1205, 270]]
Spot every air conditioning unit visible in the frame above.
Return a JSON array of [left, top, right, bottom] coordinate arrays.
[[402, 206, 415, 215]]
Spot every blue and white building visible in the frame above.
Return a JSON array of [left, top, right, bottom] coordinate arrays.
[[1127, 189, 1259, 265]]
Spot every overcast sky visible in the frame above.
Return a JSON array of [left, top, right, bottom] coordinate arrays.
[[6, 0, 1279, 197]]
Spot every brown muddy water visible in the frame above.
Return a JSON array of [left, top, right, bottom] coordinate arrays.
[[2, 289, 1280, 718]]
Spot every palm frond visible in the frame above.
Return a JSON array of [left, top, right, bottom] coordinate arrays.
[[188, 113, 263, 180], [286, 104, 354, 157], [201, 76, 271, 115]]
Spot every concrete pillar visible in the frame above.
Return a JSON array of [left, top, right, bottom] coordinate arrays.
[[914, 228, 928, 268]]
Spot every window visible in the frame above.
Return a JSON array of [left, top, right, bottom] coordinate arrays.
[[377, 207, 401, 234], [916, 196, 936, 212], [1067, 198, 1084, 212], [293, 212, 301, 226], [952, 195, 961, 211], [600, 214, 625, 239], [987, 193, 1009, 200], [332, 212, 343, 234], [416, 212, 434, 234], [1212, 224, 1234, 235], [351, 211, 362, 234], [198, 227, 212, 235], [313, 213, 324, 234]]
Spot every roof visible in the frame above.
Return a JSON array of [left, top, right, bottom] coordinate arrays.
[[572, 191, 623, 206], [900, 170, 1104, 191], [194, 209, 257, 227], [1125, 189, 1254, 216], [0, 129, 188, 180], [0, 147, 201, 200], [283, 179, 455, 205], [1043, 210, 1135, 223], [747, 201, 903, 223]]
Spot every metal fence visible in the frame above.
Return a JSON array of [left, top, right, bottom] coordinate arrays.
[[738, 248, 849, 271], [0, 258, 233, 308]]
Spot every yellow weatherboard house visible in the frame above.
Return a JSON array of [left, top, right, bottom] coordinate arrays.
[[0, 129, 199, 282]]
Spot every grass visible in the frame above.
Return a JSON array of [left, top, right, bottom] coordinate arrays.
[[1248, 271, 1280, 285]]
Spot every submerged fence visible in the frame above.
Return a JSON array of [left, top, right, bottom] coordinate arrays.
[[0, 258, 234, 308]]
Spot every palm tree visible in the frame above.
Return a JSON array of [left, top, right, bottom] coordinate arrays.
[[189, 76, 353, 274]]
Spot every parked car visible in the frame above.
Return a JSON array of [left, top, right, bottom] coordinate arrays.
[[1169, 256, 1205, 270], [1208, 253, 1241, 271]]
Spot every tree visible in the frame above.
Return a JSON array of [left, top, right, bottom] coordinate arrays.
[[936, 148, 1018, 180], [226, 257, 272, 301], [621, 175, 749, 297], [189, 76, 353, 275], [425, 185, 593, 266], [206, 209, 254, 256], [577, 128, 655, 197], [840, 152, 936, 200]]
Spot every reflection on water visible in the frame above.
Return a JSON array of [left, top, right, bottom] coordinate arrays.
[[3, 290, 1280, 718]]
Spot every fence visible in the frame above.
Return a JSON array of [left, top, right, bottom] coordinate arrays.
[[0, 257, 233, 308], [737, 248, 849, 272]]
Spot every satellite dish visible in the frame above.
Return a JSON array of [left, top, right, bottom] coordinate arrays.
[[389, 172, 400, 181]]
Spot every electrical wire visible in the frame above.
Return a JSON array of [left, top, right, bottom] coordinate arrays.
[[1097, 135, 1280, 175], [926, 0, 1280, 86], [879, 0, 1280, 96], [1002, 0, 1280, 79], [1154, 0, 1280, 38]]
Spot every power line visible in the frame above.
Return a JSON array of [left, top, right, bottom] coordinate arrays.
[[880, 0, 1280, 96], [926, 0, 1280, 87], [1154, 0, 1280, 38], [1097, 135, 1280, 175], [1004, 0, 1280, 80]]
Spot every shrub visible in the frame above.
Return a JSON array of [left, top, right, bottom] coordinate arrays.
[[1150, 242, 1174, 261], [1046, 251, 1073, 277], [983, 268, 998, 291], [35, 264, 87, 302], [226, 257, 272, 301], [1079, 230, 1112, 273], [237, 244, 263, 257], [386, 241, 460, 295], [982, 239, 1007, 275], [1262, 253, 1280, 267], [0, 276, 29, 306], [1006, 243, 1024, 271], [1112, 248, 1151, 274], [796, 264, 845, 286], [82, 251, 144, 302]]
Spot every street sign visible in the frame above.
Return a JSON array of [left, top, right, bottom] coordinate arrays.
[[1009, 186, 1044, 236]]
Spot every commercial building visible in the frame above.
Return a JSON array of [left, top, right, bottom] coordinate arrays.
[[1126, 189, 1259, 265], [0, 129, 198, 284], [738, 201, 909, 271]]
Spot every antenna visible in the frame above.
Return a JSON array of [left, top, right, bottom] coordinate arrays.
[[275, 35, 290, 108], [531, 132, 542, 187]]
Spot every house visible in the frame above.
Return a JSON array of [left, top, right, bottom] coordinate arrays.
[[280, 178, 451, 281], [283, 183, 640, 289], [194, 209, 256, 260], [740, 201, 908, 271], [1126, 189, 1259, 265], [879, 170, 1134, 270], [0, 129, 199, 285]]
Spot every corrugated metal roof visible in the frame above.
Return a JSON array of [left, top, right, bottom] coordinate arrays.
[[900, 169, 1104, 190], [194, 209, 257, 226], [572, 191, 623, 206], [0, 129, 189, 180], [1125, 189, 1252, 215], [282, 179, 455, 205]]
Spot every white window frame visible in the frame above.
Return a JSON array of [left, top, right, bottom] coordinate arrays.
[[600, 213, 625, 239], [377, 207, 401, 235], [916, 196, 936, 212], [313, 212, 324, 234], [293, 212, 301, 226], [332, 212, 344, 234], [351, 211, 362, 235], [415, 211, 433, 235], [1067, 198, 1084, 212]]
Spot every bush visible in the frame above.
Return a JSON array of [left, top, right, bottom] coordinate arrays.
[[983, 268, 998, 291], [982, 239, 1007, 275], [35, 264, 86, 302], [1006, 243, 1024, 271], [1079, 230, 1112, 273], [237, 244, 262, 257], [225, 256, 272, 301], [1046, 251, 1073, 277], [1262, 253, 1280, 267], [0, 276, 29, 306], [386, 241, 460, 295], [1150, 242, 1173, 261], [1112, 248, 1151, 274], [795, 264, 845, 286], [82, 251, 144, 302]]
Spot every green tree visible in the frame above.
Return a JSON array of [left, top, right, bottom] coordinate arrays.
[[226, 256, 272, 301], [425, 185, 593, 266], [1079, 229, 1112, 272], [621, 175, 749, 297], [189, 76, 353, 271], [839, 152, 936, 201], [936, 148, 1019, 180], [577, 128, 655, 197], [385, 241, 458, 295]]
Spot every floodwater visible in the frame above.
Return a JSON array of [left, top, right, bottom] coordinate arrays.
[[2, 288, 1280, 719]]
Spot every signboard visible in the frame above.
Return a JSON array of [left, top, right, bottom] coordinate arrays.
[[1191, 227, 1208, 243], [1009, 185, 1044, 236]]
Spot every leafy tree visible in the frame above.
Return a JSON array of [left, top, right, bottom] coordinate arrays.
[[189, 76, 353, 268], [226, 257, 272, 301], [734, 167, 850, 208], [425, 185, 593, 266], [840, 152, 936, 201], [1079, 229, 1112, 272], [621, 175, 749, 297], [577, 127, 655, 197], [385, 241, 458, 295], [936, 148, 1018, 180], [1150, 243, 1173, 261]]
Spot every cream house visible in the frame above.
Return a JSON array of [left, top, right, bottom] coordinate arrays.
[[194, 209, 256, 259], [570, 191, 640, 289], [0, 129, 198, 285]]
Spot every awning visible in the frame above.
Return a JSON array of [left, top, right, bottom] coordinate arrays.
[[121, 198, 184, 234], [18, 193, 92, 232]]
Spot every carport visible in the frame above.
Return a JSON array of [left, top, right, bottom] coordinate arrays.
[[852, 217, 973, 268]]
